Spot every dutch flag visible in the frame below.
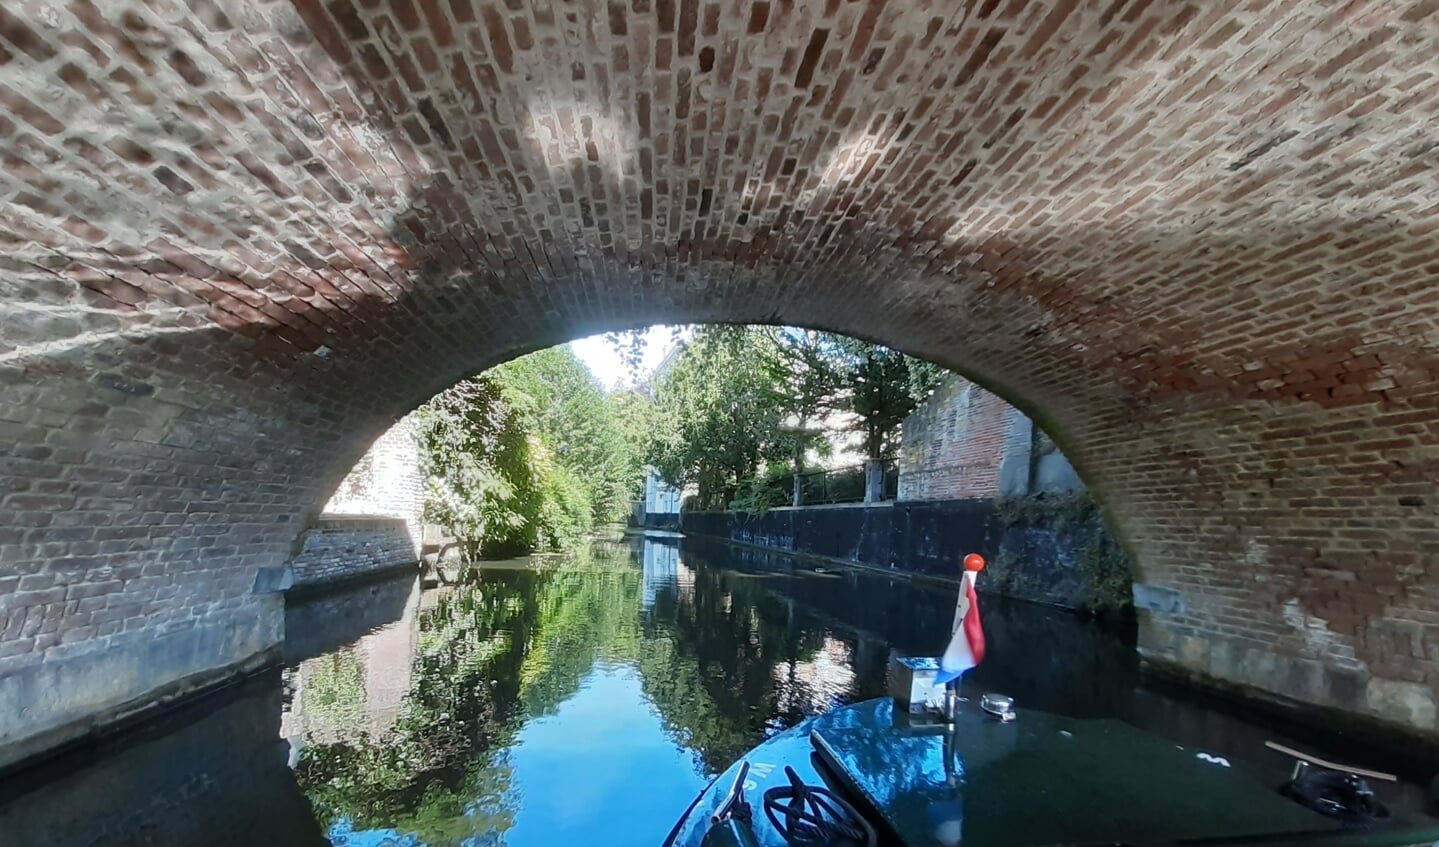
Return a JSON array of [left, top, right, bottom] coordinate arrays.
[[935, 554, 986, 685]]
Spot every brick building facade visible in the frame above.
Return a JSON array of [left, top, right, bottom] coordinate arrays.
[[319, 414, 425, 554], [899, 375, 1081, 501], [899, 377, 1022, 501]]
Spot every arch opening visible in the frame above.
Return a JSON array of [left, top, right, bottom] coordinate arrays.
[[312, 324, 1131, 618]]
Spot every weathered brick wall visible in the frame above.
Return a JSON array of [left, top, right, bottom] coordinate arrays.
[[899, 374, 1083, 500], [322, 414, 424, 557], [2, 0, 1438, 764], [899, 376, 1019, 500], [289, 515, 418, 587]]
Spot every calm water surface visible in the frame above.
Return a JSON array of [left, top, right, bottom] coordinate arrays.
[[1, 535, 1431, 846]]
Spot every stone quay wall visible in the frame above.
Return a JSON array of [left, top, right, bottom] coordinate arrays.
[[289, 516, 419, 589], [681, 496, 1129, 615]]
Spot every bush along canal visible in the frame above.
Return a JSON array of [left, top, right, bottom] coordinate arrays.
[[0, 535, 1434, 846]]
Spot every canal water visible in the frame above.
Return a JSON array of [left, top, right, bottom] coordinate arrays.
[[1, 535, 1432, 846]]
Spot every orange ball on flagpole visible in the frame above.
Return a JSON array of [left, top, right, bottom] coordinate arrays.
[[963, 553, 986, 572]]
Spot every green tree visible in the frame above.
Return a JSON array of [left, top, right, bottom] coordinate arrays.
[[417, 378, 531, 561], [494, 346, 633, 524], [842, 342, 945, 459], [416, 345, 639, 557], [641, 326, 942, 510], [607, 387, 654, 505], [647, 327, 791, 509], [759, 328, 846, 503]]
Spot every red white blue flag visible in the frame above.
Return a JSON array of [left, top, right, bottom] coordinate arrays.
[[935, 557, 986, 685]]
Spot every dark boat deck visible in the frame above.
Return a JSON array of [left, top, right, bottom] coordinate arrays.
[[669, 698, 1439, 847]]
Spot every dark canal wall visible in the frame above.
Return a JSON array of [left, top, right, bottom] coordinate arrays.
[[0, 671, 324, 847], [642, 512, 681, 531], [680, 493, 1132, 614]]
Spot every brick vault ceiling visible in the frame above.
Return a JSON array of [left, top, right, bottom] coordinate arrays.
[[0, 1, 1436, 412]]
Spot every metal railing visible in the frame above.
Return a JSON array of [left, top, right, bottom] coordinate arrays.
[[770, 458, 899, 506]]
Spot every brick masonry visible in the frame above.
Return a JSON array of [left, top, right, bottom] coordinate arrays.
[[312, 411, 425, 564], [1, 0, 1438, 759], [899, 373, 1083, 499], [285, 411, 421, 588], [289, 515, 418, 587], [900, 375, 1020, 500]]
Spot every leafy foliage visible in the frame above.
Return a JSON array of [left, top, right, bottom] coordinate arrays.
[[494, 348, 637, 524], [416, 346, 643, 558], [416, 378, 529, 560], [728, 464, 796, 516], [416, 324, 941, 549], [758, 327, 847, 485], [647, 327, 791, 509], [839, 337, 945, 458], [601, 387, 654, 516], [642, 325, 943, 510]]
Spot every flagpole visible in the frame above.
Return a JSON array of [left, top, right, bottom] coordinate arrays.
[[944, 554, 985, 720]]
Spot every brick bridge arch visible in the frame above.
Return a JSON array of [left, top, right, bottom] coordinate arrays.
[[2, 1, 1438, 764]]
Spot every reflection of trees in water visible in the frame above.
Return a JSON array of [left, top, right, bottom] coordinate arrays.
[[299, 651, 368, 739], [296, 584, 525, 843], [294, 563, 642, 845], [637, 563, 871, 775], [297, 544, 971, 839], [677, 538, 1141, 719], [971, 601, 1137, 716], [514, 566, 642, 716]]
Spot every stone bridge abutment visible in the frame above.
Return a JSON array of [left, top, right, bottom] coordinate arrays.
[[2, 0, 1438, 767]]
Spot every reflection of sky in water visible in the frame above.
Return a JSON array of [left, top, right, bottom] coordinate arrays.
[[284, 539, 1438, 846], [329, 665, 707, 847], [501, 665, 708, 846], [329, 823, 503, 847], [328, 821, 423, 846]]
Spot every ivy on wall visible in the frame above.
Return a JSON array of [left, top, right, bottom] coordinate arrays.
[[990, 491, 1134, 617]]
